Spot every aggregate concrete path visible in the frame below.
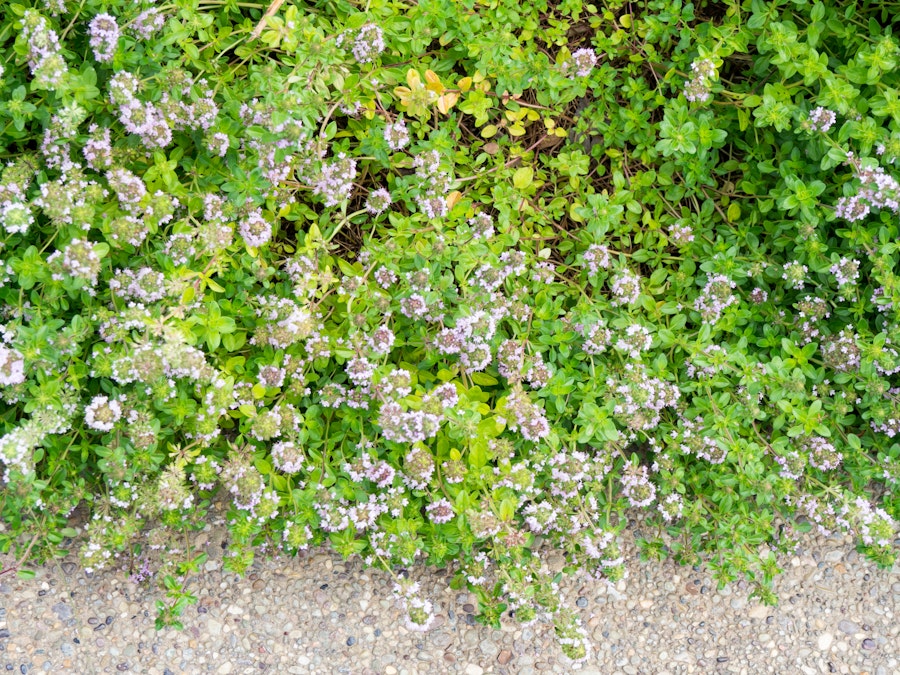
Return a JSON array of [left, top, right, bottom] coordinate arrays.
[[1, 514, 897, 675]]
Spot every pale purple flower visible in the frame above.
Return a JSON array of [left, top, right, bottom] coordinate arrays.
[[365, 187, 392, 215], [425, 498, 455, 524], [239, 209, 272, 248], [88, 13, 120, 63], [808, 107, 836, 133], [384, 118, 409, 151]]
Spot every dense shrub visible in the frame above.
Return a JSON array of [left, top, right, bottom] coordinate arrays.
[[1, 0, 898, 658]]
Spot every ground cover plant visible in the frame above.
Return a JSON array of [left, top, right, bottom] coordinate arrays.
[[1, 0, 899, 659]]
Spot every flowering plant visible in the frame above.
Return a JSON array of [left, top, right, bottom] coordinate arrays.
[[0, 0, 898, 657]]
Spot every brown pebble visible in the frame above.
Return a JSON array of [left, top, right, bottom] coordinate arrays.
[[252, 580, 265, 591], [443, 652, 456, 663], [497, 649, 512, 665], [462, 603, 475, 613], [834, 563, 846, 575], [685, 583, 699, 596], [362, 615, 375, 625]]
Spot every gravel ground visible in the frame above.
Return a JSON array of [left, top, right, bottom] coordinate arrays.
[[1, 513, 898, 675]]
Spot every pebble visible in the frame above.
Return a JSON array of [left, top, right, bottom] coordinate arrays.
[[464, 665, 484, 675], [838, 620, 859, 634], [576, 596, 588, 608], [51, 604, 73, 622], [0, 630, 9, 639], [747, 605, 768, 619], [818, 633, 834, 650], [862, 639, 876, 650], [346, 637, 356, 646], [497, 649, 512, 665]]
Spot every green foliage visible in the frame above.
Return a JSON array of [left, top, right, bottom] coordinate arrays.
[[0, 0, 899, 654]]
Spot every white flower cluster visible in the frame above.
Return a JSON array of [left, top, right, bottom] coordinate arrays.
[[393, 581, 437, 633], [0, 194, 34, 235], [84, 395, 123, 432], [0, 345, 25, 386], [567, 48, 597, 78], [684, 58, 716, 103]]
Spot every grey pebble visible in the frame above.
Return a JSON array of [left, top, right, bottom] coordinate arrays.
[[60, 563, 76, 576], [105, 616, 114, 625], [717, 657, 729, 662], [838, 620, 859, 634], [60, 644, 73, 657], [51, 604, 72, 622], [862, 638, 876, 650], [0, 630, 10, 639], [87, 618, 98, 626], [576, 596, 588, 608], [465, 614, 476, 626], [373, 629, 381, 637], [346, 637, 356, 646], [116, 663, 129, 671]]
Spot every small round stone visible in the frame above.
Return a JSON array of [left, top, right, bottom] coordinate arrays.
[[576, 597, 588, 608], [862, 639, 876, 650], [346, 637, 356, 646]]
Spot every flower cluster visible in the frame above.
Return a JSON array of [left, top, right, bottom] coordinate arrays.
[[684, 58, 716, 103], [413, 150, 451, 219], [88, 13, 120, 63], [47, 238, 103, 290], [620, 463, 657, 507], [384, 118, 409, 151], [610, 364, 680, 431], [807, 106, 836, 133], [313, 153, 357, 207], [505, 385, 551, 441], [609, 268, 641, 306], [566, 48, 597, 78], [829, 256, 859, 296], [108, 71, 172, 149], [239, 208, 273, 248], [582, 244, 610, 276], [347, 23, 385, 64], [781, 261, 807, 290], [693, 274, 737, 323], [20, 10, 69, 90], [84, 395, 123, 432], [0, 345, 26, 386], [365, 187, 392, 215], [835, 162, 900, 222], [801, 435, 843, 471], [393, 581, 437, 632]]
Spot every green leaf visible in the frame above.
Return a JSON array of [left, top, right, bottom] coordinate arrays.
[[513, 167, 533, 189]]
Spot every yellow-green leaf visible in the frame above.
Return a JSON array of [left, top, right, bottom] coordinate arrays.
[[513, 166, 533, 189]]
